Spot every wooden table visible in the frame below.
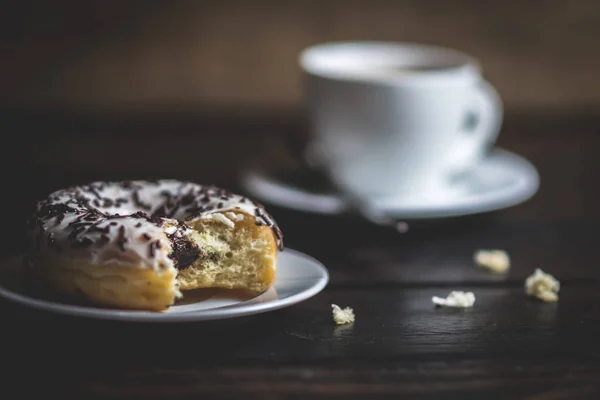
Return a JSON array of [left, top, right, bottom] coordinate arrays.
[[1, 109, 599, 398]]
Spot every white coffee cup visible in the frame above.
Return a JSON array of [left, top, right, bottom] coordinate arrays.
[[299, 41, 502, 202]]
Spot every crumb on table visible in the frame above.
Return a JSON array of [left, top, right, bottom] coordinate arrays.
[[525, 268, 560, 302], [474, 249, 511, 273], [432, 291, 476, 308], [332, 304, 355, 325]]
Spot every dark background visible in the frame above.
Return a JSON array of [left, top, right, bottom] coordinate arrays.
[[1, 1, 599, 113]]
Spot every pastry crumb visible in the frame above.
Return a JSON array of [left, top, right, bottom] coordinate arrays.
[[332, 304, 355, 325], [225, 211, 245, 222], [525, 268, 560, 302], [432, 291, 475, 308], [474, 249, 510, 273]]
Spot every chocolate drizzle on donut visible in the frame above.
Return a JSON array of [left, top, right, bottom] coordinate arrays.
[[166, 226, 201, 270], [132, 190, 152, 211]]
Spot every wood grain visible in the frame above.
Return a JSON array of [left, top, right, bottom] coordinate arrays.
[[3, 285, 600, 361], [3, 285, 600, 397], [0, 0, 599, 113], [16, 361, 600, 398]]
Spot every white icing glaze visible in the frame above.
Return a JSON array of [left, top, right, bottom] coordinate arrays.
[[203, 213, 235, 228], [225, 212, 245, 222], [164, 225, 178, 235], [26, 180, 283, 272]]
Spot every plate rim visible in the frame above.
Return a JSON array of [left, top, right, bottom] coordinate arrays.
[[0, 248, 329, 323], [240, 147, 540, 219]]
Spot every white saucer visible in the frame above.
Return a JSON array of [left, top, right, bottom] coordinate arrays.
[[240, 148, 540, 219], [0, 249, 329, 323]]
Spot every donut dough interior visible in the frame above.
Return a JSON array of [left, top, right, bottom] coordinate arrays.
[[176, 210, 277, 293]]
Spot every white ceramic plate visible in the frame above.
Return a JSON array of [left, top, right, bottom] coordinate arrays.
[[0, 249, 328, 323], [240, 148, 540, 219]]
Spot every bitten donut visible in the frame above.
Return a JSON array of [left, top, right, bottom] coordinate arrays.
[[24, 180, 283, 311]]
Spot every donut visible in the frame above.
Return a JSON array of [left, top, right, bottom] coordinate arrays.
[[24, 180, 283, 311]]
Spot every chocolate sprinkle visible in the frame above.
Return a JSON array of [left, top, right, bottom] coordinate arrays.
[[132, 191, 152, 211], [87, 186, 103, 199], [88, 225, 110, 234], [166, 203, 180, 218], [84, 214, 98, 221], [181, 192, 195, 206], [116, 226, 127, 252], [185, 206, 203, 215], [151, 204, 169, 219], [148, 240, 160, 258], [67, 226, 86, 241]]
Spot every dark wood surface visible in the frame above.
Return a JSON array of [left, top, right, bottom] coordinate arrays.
[[1, 110, 600, 398]]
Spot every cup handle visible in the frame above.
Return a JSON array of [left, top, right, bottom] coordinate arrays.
[[447, 80, 503, 174]]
